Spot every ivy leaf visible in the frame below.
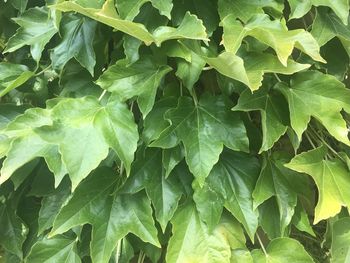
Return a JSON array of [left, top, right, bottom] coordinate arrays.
[[120, 148, 183, 232], [172, 0, 219, 34], [0, 62, 34, 97], [4, 7, 58, 62], [221, 14, 325, 66], [276, 71, 350, 145], [96, 57, 172, 117], [166, 202, 246, 263], [288, 0, 349, 25], [218, 0, 284, 23], [331, 217, 350, 263], [37, 181, 71, 234], [233, 85, 289, 152], [0, 202, 27, 260], [151, 95, 249, 185], [116, 0, 173, 20], [26, 235, 81, 263], [0, 108, 67, 187], [286, 146, 350, 223], [311, 7, 350, 47], [50, 167, 160, 263], [251, 238, 314, 262], [51, 14, 97, 75], [193, 150, 260, 240], [44, 96, 137, 188], [253, 154, 299, 235], [52, 0, 207, 46]]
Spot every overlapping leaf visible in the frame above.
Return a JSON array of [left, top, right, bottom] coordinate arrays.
[[288, 0, 349, 24], [151, 95, 249, 185], [50, 167, 160, 263], [96, 57, 172, 117], [193, 150, 260, 240], [1, 96, 138, 189], [5, 7, 58, 62], [286, 146, 350, 223], [166, 202, 246, 263], [277, 71, 350, 145], [52, 0, 208, 46], [221, 14, 325, 66]]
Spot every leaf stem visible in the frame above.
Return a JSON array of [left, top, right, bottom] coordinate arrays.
[[202, 66, 213, 71], [191, 88, 198, 106], [35, 65, 52, 77], [115, 239, 122, 263], [305, 131, 317, 149], [309, 126, 343, 160], [273, 73, 282, 82], [137, 251, 146, 263], [256, 233, 268, 256], [98, 90, 107, 101]]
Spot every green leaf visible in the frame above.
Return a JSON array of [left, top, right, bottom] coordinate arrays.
[[0, 108, 67, 187], [288, 0, 349, 25], [276, 71, 350, 145], [233, 85, 289, 152], [218, 0, 284, 23], [116, 0, 173, 20], [311, 7, 350, 47], [96, 57, 172, 117], [0, 202, 27, 259], [2, 96, 138, 189], [37, 181, 71, 234], [166, 202, 246, 263], [151, 95, 249, 185], [120, 148, 183, 232], [26, 235, 81, 263], [331, 217, 350, 262], [286, 146, 350, 223], [193, 150, 259, 240], [52, 0, 207, 46], [0, 62, 34, 97], [50, 14, 97, 75], [4, 7, 58, 62], [221, 14, 325, 66], [251, 238, 314, 262], [51, 167, 160, 263], [253, 154, 299, 235]]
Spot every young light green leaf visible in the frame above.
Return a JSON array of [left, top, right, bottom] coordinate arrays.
[[166, 202, 246, 263], [221, 14, 325, 66], [0, 62, 34, 97], [286, 146, 350, 223], [288, 0, 349, 25], [96, 57, 171, 117], [50, 14, 97, 75], [4, 7, 58, 62], [193, 151, 260, 240], [276, 71, 350, 145], [26, 235, 81, 263], [251, 238, 314, 262], [151, 95, 249, 185]]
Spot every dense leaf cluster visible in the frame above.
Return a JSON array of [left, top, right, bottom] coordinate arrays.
[[1, 0, 350, 262]]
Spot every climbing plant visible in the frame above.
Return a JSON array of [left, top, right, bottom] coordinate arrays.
[[1, 0, 350, 262]]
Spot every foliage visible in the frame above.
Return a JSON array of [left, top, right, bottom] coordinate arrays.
[[0, 0, 350, 262]]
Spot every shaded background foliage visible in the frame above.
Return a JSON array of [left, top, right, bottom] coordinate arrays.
[[1, 0, 350, 262]]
